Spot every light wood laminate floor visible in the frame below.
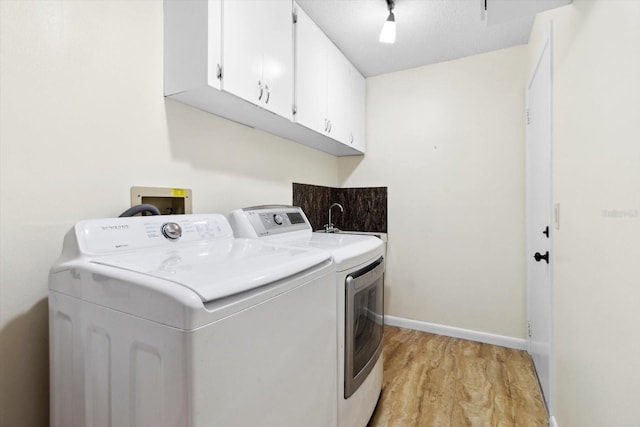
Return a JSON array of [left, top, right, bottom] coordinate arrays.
[[367, 326, 547, 427]]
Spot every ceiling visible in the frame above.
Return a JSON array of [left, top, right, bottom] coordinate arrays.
[[296, 0, 571, 77]]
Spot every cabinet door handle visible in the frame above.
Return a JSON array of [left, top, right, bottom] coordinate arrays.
[[324, 119, 328, 132], [257, 81, 263, 101], [328, 120, 332, 133], [264, 84, 270, 104], [534, 251, 549, 264], [350, 133, 354, 144]]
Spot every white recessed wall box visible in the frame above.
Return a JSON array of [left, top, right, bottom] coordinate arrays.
[[130, 186, 193, 215]]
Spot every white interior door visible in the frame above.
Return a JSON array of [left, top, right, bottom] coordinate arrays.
[[526, 26, 553, 413]]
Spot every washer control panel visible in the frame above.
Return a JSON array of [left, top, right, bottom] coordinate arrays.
[[75, 214, 233, 255]]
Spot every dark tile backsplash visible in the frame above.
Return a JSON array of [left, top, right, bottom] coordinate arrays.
[[333, 186, 387, 233], [292, 183, 332, 232], [293, 183, 387, 233]]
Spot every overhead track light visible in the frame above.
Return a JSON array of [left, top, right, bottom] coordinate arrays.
[[379, 0, 396, 44]]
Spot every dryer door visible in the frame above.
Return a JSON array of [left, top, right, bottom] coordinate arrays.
[[344, 257, 384, 398]]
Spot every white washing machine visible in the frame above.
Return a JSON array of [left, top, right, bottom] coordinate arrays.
[[229, 206, 385, 427], [48, 213, 338, 427]]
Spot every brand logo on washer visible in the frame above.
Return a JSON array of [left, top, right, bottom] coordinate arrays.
[[101, 225, 130, 231]]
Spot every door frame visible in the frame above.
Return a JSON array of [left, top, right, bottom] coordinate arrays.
[[525, 21, 554, 417]]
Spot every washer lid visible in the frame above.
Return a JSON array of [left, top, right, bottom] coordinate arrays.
[[91, 238, 330, 302]]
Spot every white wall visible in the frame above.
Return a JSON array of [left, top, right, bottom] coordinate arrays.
[[529, 1, 640, 426], [339, 46, 528, 339], [0, 2, 338, 426]]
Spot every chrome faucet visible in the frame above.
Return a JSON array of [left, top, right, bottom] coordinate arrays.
[[325, 203, 344, 233]]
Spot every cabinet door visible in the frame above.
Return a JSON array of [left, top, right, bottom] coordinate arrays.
[[347, 62, 366, 153], [260, 0, 294, 119], [164, 0, 221, 94], [207, 0, 222, 89], [294, 5, 328, 134], [222, 1, 263, 106], [222, 0, 293, 119], [326, 43, 350, 143]]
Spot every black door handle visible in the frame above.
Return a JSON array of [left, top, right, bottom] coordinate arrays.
[[534, 251, 549, 264], [543, 226, 549, 238]]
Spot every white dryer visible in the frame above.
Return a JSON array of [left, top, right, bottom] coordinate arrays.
[[229, 206, 385, 427], [48, 213, 338, 427]]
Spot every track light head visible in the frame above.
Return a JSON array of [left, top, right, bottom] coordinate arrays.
[[379, 0, 396, 44]]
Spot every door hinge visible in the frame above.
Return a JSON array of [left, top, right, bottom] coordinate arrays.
[[216, 64, 222, 80], [527, 321, 532, 338]]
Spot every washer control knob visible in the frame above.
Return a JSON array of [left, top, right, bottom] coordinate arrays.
[[273, 214, 284, 225], [161, 222, 182, 240]]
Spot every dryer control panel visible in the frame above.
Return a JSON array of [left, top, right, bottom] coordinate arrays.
[[230, 206, 311, 238]]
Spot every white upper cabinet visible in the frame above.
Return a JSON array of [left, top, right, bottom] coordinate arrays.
[[347, 62, 366, 153], [325, 42, 350, 144], [294, 4, 365, 153], [207, 0, 222, 90], [164, 0, 364, 156], [223, 0, 294, 119], [164, 0, 222, 94], [294, 5, 327, 136]]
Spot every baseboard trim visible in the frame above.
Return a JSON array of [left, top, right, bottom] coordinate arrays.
[[384, 315, 527, 350], [549, 415, 559, 427]]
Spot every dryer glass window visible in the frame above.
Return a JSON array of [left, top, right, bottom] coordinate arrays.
[[352, 277, 383, 375], [344, 257, 384, 398]]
